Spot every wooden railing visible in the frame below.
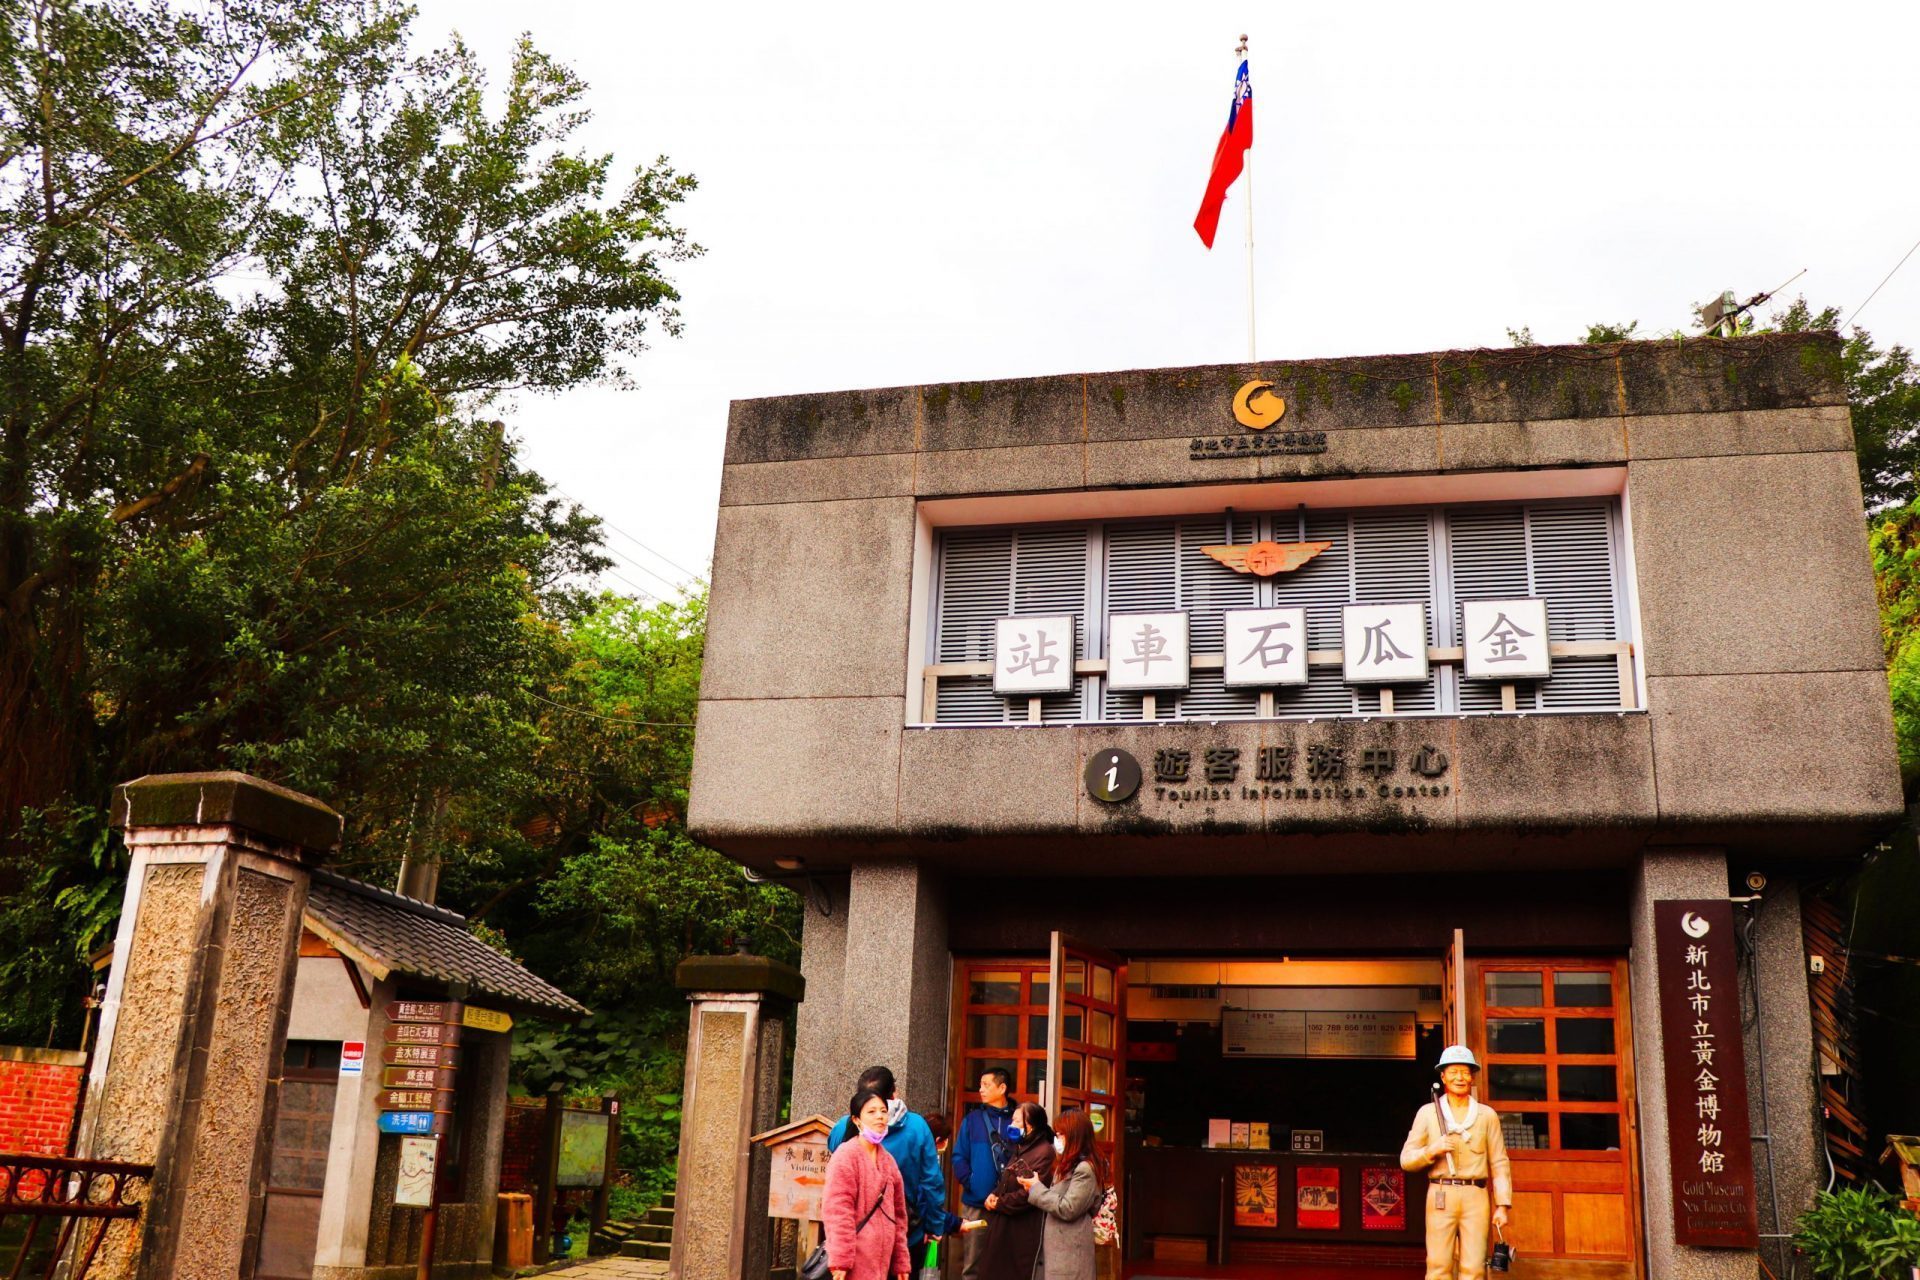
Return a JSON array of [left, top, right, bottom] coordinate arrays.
[[919, 640, 1637, 723], [0, 1153, 150, 1280]]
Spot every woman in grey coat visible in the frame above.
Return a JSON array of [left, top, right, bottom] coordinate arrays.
[[1016, 1109, 1106, 1280]]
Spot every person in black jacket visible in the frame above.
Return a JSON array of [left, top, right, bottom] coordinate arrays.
[[973, 1102, 1053, 1280]]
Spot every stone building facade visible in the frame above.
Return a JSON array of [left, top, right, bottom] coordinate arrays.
[[688, 334, 1901, 1279]]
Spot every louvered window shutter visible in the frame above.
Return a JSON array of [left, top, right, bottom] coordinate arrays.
[[1348, 509, 1441, 712], [930, 497, 1623, 723], [1441, 499, 1625, 711], [1177, 513, 1261, 718], [1528, 501, 1622, 710], [932, 526, 1090, 723], [1446, 507, 1530, 713], [1102, 521, 1178, 720], [1267, 509, 1355, 716]]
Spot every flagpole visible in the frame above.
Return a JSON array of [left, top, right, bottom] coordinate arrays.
[[1239, 33, 1254, 361]]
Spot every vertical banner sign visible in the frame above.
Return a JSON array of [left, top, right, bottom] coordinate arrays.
[[1233, 1164, 1278, 1228], [1360, 1167, 1406, 1231], [1654, 901, 1759, 1248], [1295, 1166, 1341, 1230]]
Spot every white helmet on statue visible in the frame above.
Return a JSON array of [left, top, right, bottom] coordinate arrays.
[[1435, 1044, 1481, 1073]]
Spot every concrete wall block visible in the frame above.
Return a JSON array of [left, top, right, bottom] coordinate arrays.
[[1438, 418, 1627, 472], [1647, 673, 1903, 825], [1086, 355, 1438, 443], [1253, 426, 1441, 480], [1070, 719, 1462, 840], [1627, 405, 1853, 461], [1085, 436, 1259, 489], [897, 728, 1082, 835], [920, 377, 1085, 452], [700, 497, 916, 701], [915, 442, 1085, 497], [1451, 712, 1656, 830], [1628, 452, 1884, 677], [687, 697, 905, 843], [726, 385, 917, 464], [1436, 347, 1622, 424], [1619, 335, 1848, 419], [719, 453, 915, 507]]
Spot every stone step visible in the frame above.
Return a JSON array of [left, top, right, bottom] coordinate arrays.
[[635, 1223, 673, 1244], [622, 1240, 673, 1261], [659, 1191, 676, 1209], [644, 1206, 676, 1228]]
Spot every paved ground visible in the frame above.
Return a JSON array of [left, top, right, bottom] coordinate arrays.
[[549, 1257, 668, 1278]]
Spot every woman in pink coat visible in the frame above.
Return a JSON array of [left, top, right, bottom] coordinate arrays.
[[825, 1089, 911, 1280]]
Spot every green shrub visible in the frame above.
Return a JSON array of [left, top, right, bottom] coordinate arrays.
[[1792, 1184, 1920, 1278]]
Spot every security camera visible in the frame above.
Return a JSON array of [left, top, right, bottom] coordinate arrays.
[[1744, 871, 1767, 893]]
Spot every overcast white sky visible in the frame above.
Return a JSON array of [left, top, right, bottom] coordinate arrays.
[[408, 1, 1920, 598]]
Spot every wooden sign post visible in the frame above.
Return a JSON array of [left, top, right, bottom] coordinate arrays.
[[751, 1115, 835, 1270]]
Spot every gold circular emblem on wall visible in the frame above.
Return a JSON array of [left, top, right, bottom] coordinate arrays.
[[1232, 379, 1286, 429]]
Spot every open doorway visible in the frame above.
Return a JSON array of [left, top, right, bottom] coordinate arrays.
[[952, 949, 1638, 1279]]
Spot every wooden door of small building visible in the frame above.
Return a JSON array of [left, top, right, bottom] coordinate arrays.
[[256, 1040, 342, 1279], [1469, 958, 1641, 1280]]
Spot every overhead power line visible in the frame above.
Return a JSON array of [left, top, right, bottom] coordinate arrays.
[[1845, 232, 1920, 331], [553, 486, 706, 584]]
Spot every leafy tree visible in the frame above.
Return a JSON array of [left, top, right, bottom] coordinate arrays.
[[0, 0, 696, 1040], [1771, 300, 1920, 513], [476, 593, 800, 1211]]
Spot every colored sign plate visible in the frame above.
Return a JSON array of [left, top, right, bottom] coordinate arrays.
[[379, 1089, 455, 1113], [382, 1066, 457, 1090], [388, 1022, 460, 1046], [383, 1044, 460, 1069], [377, 1111, 448, 1136], [461, 1005, 513, 1033]]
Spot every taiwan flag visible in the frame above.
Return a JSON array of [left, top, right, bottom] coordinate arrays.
[[1194, 59, 1252, 249]]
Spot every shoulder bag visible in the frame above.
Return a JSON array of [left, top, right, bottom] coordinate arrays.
[[800, 1192, 886, 1280]]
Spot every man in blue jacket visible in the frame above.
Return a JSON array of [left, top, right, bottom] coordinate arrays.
[[825, 1065, 955, 1270], [949, 1068, 1014, 1280]]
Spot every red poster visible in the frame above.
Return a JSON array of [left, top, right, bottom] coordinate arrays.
[[1295, 1166, 1340, 1230], [1360, 1167, 1406, 1231]]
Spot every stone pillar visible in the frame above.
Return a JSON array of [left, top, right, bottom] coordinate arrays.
[[791, 877, 849, 1120], [840, 860, 950, 1111], [1739, 875, 1822, 1260], [78, 772, 340, 1280], [1629, 849, 1749, 1280], [669, 955, 803, 1280]]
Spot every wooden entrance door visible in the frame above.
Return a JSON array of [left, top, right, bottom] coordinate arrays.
[[1044, 934, 1126, 1170], [1468, 959, 1640, 1280], [256, 1041, 341, 1278]]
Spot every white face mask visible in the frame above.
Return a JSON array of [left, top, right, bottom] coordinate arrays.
[[1053, 1135, 1067, 1154]]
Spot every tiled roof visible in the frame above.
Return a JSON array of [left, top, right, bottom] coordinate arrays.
[[304, 870, 587, 1019]]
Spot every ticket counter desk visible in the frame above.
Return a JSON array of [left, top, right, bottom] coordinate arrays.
[[1126, 1143, 1429, 1267]]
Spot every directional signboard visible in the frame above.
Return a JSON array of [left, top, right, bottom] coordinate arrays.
[[387, 1000, 453, 1024], [388, 1022, 460, 1046], [379, 1089, 455, 1112], [461, 1006, 513, 1033], [378, 1111, 448, 1136], [384, 1044, 460, 1069], [382, 1066, 457, 1091]]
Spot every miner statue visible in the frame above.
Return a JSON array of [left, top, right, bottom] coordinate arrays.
[[1400, 1045, 1514, 1279]]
